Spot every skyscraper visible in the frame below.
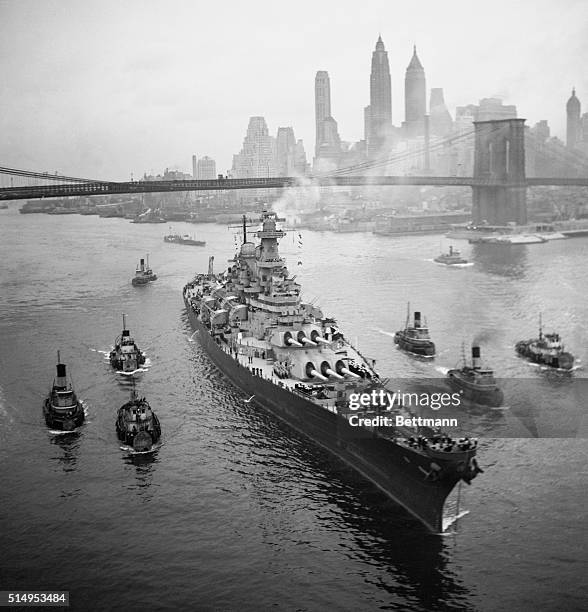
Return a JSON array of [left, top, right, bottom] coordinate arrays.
[[231, 116, 276, 178], [367, 36, 392, 158], [403, 46, 426, 138], [196, 156, 216, 180], [315, 71, 331, 157], [566, 88, 581, 150], [429, 88, 453, 137]]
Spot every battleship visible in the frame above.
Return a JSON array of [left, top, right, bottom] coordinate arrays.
[[447, 345, 504, 407], [394, 307, 436, 357], [515, 316, 575, 370], [132, 256, 157, 286], [43, 352, 85, 431], [109, 315, 146, 373], [116, 388, 161, 452], [183, 211, 482, 533]]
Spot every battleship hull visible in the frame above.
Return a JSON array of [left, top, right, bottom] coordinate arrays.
[[186, 302, 469, 533]]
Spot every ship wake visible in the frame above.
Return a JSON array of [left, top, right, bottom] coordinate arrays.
[[441, 509, 470, 533]]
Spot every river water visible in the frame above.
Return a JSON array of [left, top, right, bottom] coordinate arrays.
[[0, 207, 586, 611]]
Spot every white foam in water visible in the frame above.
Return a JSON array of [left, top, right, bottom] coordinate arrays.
[[188, 330, 199, 342], [120, 442, 162, 455], [442, 509, 470, 533], [378, 329, 396, 338], [116, 368, 148, 376], [434, 366, 450, 375]]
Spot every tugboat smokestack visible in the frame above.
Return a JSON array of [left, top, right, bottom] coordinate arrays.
[[414, 312, 421, 328], [472, 345, 481, 370]]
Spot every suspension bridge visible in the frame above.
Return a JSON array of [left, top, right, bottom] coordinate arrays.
[[2, 119, 588, 225]]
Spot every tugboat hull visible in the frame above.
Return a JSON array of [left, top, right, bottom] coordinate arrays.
[[394, 333, 436, 357], [447, 372, 504, 407], [515, 341, 574, 370], [185, 300, 471, 533], [115, 410, 161, 450], [43, 399, 85, 431]]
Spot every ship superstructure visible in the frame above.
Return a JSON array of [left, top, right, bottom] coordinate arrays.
[[183, 211, 482, 532]]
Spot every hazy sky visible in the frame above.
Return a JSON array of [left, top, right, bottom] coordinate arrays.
[[1, 0, 587, 180]]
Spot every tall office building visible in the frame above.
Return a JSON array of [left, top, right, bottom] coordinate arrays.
[[566, 88, 581, 150], [403, 46, 426, 138], [192, 155, 198, 179], [196, 156, 216, 179], [315, 71, 331, 157], [429, 88, 453, 137], [314, 71, 341, 167], [367, 36, 392, 158], [231, 116, 276, 178]]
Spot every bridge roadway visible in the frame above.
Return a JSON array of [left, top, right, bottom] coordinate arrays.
[[1, 175, 588, 200]]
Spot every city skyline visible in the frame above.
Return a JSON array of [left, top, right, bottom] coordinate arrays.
[[1, 0, 587, 180]]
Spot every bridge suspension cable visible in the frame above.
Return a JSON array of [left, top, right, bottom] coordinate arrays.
[[324, 128, 477, 177], [0, 166, 110, 184]]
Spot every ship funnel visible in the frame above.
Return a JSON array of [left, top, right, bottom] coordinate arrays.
[[472, 345, 481, 370], [414, 312, 421, 328], [55, 361, 68, 388]]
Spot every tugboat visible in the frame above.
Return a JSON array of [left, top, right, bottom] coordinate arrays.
[[164, 229, 206, 246], [182, 211, 483, 533], [434, 245, 468, 265], [116, 387, 161, 452], [447, 345, 503, 407], [43, 352, 85, 431], [394, 306, 436, 357], [515, 315, 574, 370], [109, 315, 146, 373], [131, 255, 157, 286]]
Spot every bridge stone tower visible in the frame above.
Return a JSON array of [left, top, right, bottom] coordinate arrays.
[[472, 118, 527, 225]]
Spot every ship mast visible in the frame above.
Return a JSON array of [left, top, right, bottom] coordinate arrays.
[[405, 302, 410, 330], [539, 313, 543, 340]]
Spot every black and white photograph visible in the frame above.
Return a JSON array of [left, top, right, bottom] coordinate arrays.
[[0, 1, 587, 610]]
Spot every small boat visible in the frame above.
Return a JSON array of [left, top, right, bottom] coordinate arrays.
[[43, 352, 85, 431], [109, 315, 146, 372], [394, 306, 436, 357], [434, 245, 468, 265], [515, 315, 574, 370], [447, 345, 503, 407], [132, 255, 157, 286], [164, 229, 206, 246], [116, 388, 161, 451]]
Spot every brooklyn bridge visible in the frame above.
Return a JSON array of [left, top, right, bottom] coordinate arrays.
[[2, 118, 588, 226]]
